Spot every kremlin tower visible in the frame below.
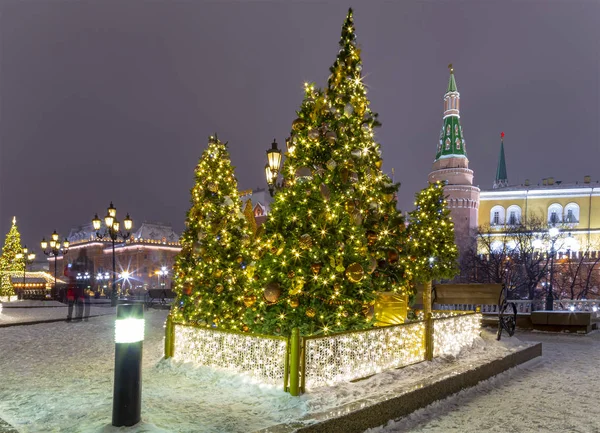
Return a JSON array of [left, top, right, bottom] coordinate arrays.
[[428, 65, 480, 259]]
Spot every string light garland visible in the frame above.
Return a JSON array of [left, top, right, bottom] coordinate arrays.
[[173, 324, 288, 386]]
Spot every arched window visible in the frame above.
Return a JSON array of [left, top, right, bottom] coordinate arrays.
[[490, 205, 505, 226], [506, 205, 522, 226], [564, 203, 580, 224], [548, 203, 563, 226]]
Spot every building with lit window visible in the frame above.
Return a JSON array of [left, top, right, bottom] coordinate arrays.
[[52, 221, 181, 295]]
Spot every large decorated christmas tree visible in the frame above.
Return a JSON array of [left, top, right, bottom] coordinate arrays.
[[407, 181, 458, 284], [0, 217, 25, 297], [171, 136, 254, 330], [245, 9, 408, 336]]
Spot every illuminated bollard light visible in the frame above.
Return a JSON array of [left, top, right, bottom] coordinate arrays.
[[112, 303, 144, 427]]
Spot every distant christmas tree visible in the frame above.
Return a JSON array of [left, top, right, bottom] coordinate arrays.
[[407, 182, 459, 284], [0, 217, 24, 297], [171, 136, 253, 330], [245, 9, 408, 336]]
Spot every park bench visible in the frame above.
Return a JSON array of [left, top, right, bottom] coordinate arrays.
[[146, 288, 176, 308], [431, 283, 517, 340]]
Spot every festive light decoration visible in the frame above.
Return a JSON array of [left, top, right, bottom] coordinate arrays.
[[304, 321, 425, 389], [171, 136, 253, 330], [245, 8, 408, 336], [173, 324, 288, 386], [0, 217, 24, 297], [171, 311, 480, 391], [433, 313, 481, 357], [407, 181, 459, 286]]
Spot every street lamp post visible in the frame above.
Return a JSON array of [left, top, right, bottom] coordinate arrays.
[[40, 231, 69, 299], [15, 247, 36, 300], [157, 266, 168, 291], [265, 139, 283, 196], [92, 202, 133, 307], [546, 227, 560, 311]]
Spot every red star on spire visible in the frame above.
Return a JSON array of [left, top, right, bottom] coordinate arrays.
[[501, 131, 505, 139]]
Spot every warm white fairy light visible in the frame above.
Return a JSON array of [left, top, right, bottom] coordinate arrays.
[[433, 313, 481, 357], [173, 325, 288, 386], [304, 321, 426, 389]]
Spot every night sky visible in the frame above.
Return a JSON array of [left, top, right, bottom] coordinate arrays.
[[1, 1, 598, 250]]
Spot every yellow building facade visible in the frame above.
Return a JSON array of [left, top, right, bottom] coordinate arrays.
[[479, 177, 600, 252]]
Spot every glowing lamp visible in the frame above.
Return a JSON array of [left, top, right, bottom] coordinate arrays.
[[115, 317, 144, 343], [41, 238, 48, 250], [107, 202, 117, 218], [265, 164, 274, 186], [16, 253, 23, 260], [266, 139, 282, 174], [51, 230, 59, 242], [23, 246, 28, 254], [113, 221, 120, 232], [532, 238, 543, 249], [285, 137, 295, 154], [28, 253, 35, 261], [50, 239, 56, 249], [63, 239, 70, 249], [549, 227, 560, 238], [123, 214, 133, 231], [92, 214, 102, 231], [104, 213, 114, 230]]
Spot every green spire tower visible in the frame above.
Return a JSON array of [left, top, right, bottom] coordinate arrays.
[[494, 132, 508, 188], [435, 64, 467, 161], [428, 65, 480, 263]]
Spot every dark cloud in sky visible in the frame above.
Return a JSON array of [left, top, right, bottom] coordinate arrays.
[[1, 1, 598, 249]]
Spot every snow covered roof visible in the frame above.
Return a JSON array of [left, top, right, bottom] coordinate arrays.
[[68, 221, 180, 245]]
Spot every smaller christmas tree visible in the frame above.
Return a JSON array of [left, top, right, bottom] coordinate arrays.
[[172, 136, 253, 330], [407, 182, 458, 285], [0, 217, 24, 297]]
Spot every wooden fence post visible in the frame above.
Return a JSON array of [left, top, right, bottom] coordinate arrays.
[[423, 280, 434, 361], [164, 314, 175, 359], [289, 327, 300, 396]]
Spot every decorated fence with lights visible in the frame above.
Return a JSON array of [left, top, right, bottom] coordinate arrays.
[[302, 320, 426, 389], [165, 311, 481, 394], [168, 319, 289, 387]]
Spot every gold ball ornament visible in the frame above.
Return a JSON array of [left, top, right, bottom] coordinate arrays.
[[243, 295, 257, 307], [307, 128, 319, 140], [306, 307, 316, 318], [292, 118, 306, 131], [242, 325, 249, 332], [345, 262, 365, 283], [287, 270, 296, 279], [375, 159, 383, 169], [290, 298, 300, 308], [345, 200, 356, 213], [183, 285, 192, 296], [236, 255, 243, 263], [215, 283, 224, 294], [387, 249, 399, 264], [207, 182, 218, 192], [351, 210, 363, 226], [365, 256, 375, 273], [299, 234, 313, 250], [325, 131, 337, 144], [311, 262, 322, 275], [367, 231, 378, 246], [264, 282, 282, 303], [213, 269, 223, 278]]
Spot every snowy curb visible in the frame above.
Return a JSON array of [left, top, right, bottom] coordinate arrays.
[[257, 342, 542, 433]]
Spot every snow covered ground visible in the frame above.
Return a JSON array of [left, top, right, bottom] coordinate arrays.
[[368, 330, 600, 433], [0, 303, 590, 433]]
